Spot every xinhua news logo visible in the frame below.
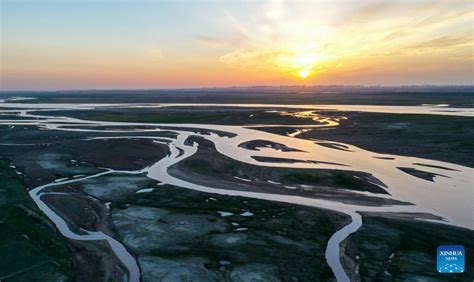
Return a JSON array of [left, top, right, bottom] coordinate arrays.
[[437, 245, 465, 273]]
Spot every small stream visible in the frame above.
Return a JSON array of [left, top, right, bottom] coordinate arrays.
[[29, 170, 142, 282]]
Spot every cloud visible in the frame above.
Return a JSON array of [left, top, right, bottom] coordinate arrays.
[[220, 48, 277, 70], [353, 1, 397, 20], [382, 31, 407, 41], [216, 0, 473, 78], [415, 7, 474, 29], [449, 55, 474, 61], [224, 10, 254, 43], [195, 10, 255, 51], [373, 34, 474, 56], [265, 0, 285, 20], [412, 35, 473, 50]]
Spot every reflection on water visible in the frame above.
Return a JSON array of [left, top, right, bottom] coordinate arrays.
[[270, 110, 346, 137], [274, 110, 346, 127]]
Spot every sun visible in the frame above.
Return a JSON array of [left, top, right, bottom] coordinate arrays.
[[293, 52, 318, 78], [273, 47, 319, 79], [298, 69, 310, 78]]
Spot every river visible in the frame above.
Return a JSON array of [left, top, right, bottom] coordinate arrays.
[[0, 102, 472, 281]]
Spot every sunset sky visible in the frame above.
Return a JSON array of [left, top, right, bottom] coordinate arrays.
[[1, 0, 473, 90]]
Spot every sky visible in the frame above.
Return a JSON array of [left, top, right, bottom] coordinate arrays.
[[1, 0, 473, 90]]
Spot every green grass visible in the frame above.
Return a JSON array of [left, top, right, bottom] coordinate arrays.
[[0, 160, 74, 281]]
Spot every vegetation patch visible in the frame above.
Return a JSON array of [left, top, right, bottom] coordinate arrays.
[[0, 160, 74, 281]]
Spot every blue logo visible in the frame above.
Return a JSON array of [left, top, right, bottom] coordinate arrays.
[[437, 245, 465, 273]]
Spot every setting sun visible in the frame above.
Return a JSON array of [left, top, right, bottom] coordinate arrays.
[[272, 47, 320, 79], [298, 69, 310, 78]]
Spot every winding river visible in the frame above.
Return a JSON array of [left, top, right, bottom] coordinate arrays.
[[1, 102, 473, 281]]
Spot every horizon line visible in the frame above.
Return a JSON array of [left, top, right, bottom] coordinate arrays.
[[1, 84, 474, 93]]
